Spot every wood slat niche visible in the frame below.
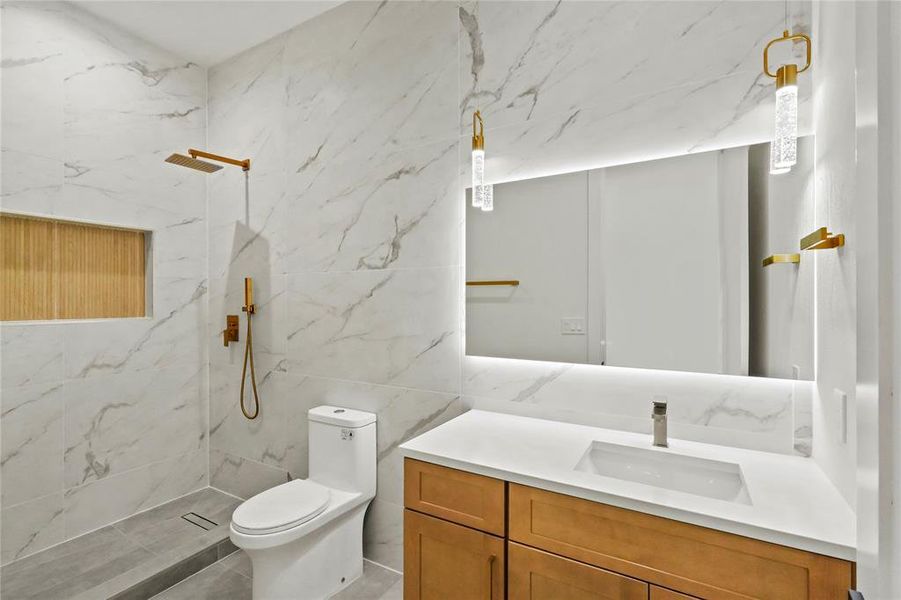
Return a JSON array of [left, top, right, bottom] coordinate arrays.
[[1, 213, 147, 321]]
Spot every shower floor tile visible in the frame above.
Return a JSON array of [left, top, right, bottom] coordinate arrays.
[[1, 487, 241, 600], [0, 526, 154, 600]]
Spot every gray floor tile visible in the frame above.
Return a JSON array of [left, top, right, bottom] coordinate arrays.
[[331, 561, 402, 600], [2, 488, 241, 600], [1, 526, 154, 600], [114, 488, 240, 555], [218, 550, 253, 579], [151, 563, 252, 600], [379, 579, 404, 600]]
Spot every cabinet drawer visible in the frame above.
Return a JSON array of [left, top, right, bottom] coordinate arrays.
[[404, 510, 504, 600], [509, 541, 648, 600], [404, 459, 505, 535], [651, 586, 699, 600], [509, 484, 854, 600]]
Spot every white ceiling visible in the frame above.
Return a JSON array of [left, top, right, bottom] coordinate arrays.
[[75, 1, 342, 67]]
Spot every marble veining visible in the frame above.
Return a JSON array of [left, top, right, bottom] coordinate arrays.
[[1, 0, 207, 565]]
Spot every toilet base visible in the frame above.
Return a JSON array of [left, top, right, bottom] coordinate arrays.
[[245, 503, 368, 600]]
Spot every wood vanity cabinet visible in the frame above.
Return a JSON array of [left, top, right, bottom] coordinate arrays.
[[404, 460, 506, 599], [403, 458, 855, 600]]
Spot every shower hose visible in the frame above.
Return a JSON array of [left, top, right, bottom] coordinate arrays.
[[240, 309, 260, 419]]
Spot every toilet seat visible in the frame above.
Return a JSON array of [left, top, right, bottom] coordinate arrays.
[[231, 479, 331, 535]]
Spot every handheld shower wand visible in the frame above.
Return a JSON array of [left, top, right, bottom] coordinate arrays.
[[240, 277, 260, 420]]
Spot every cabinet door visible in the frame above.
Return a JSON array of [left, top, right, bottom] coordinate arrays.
[[404, 510, 504, 600], [508, 542, 648, 600]]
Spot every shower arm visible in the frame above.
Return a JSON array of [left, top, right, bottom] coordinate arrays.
[[188, 148, 251, 171]]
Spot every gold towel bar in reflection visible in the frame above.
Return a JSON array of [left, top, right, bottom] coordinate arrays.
[[762, 254, 800, 267], [466, 280, 520, 287], [800, 227, 845, 251]]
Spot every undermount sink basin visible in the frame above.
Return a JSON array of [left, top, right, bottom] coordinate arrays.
[[574, 441, 751, 504]]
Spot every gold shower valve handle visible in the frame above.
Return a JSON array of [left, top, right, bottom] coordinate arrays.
[[223, 314, 239, 346], [764, 30, 812, 78]]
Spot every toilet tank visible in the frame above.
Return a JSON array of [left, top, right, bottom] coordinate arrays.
[[308, 406, 377, 498]]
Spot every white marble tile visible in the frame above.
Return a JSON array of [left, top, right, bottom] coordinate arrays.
[[209, 448, 288, 501], [283, 0, 458, 175], [458, 0, 811, 132], [1, 382, 65, 506], [282, 139, 461, 273], [286, 268, 461, 394], [63, 365, 205, 488], [63, 450, 207, 539], [63, 277, 206, 379], [0, 493, 65, 566], [465, 356, 799, 454], [209, 356, 290, 473], [463, 68, 813, 188], [0, 149, 63, 216], [151, 215, 208, 280], [0, 325, 66, 388], [208, 275, 288, 362], [0, 2, 66, 161], [207, 33, 288, 281], [362, 498, 403, 572]]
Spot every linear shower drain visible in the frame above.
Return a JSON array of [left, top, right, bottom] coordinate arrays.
[[181, 512, 219, 531]]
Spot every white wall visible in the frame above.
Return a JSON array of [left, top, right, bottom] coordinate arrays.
[[892, 5, 901, 590], [0, 2, 208, 564], [854, 0, 900, 596], [810, 0, 858, 508]]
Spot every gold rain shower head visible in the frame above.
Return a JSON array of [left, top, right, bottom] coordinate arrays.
[[165, 148, 251, 173], [165, 153, 222, 173]]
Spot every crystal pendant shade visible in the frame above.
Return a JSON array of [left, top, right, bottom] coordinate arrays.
[[770, 84, 798, 174], [471, 149, 485, 208]]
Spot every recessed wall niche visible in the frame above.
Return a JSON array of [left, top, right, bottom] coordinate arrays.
[[0, 213, 150, 321]]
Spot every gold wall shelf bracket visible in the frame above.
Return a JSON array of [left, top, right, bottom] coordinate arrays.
[[466, 280, 520, 287], [762, 253, 801, 267], [800, 227, 845, 251]]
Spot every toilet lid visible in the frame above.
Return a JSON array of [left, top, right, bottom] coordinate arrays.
[[231, 479, 331, 535]]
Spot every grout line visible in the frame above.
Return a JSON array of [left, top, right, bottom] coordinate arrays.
[[363, 557, 403, 577]]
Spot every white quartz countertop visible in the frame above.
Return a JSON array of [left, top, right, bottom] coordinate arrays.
[[399, 410, 856, 561]]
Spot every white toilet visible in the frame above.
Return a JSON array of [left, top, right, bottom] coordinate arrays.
[[229, 406, 377, 600]]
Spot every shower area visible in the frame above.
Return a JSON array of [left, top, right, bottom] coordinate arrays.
[[1, 1, 420, 597], [0, 1, 238, 596]]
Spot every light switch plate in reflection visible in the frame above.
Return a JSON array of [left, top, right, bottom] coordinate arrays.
[[561, 318, 585, 335], [834, 388, 848, 444]]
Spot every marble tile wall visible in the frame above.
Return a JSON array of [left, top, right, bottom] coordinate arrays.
[[207, 0, 816, 572], [0, 2, 208, 565]]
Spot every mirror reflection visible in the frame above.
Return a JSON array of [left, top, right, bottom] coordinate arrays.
[[466, 137, 814, 380]]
